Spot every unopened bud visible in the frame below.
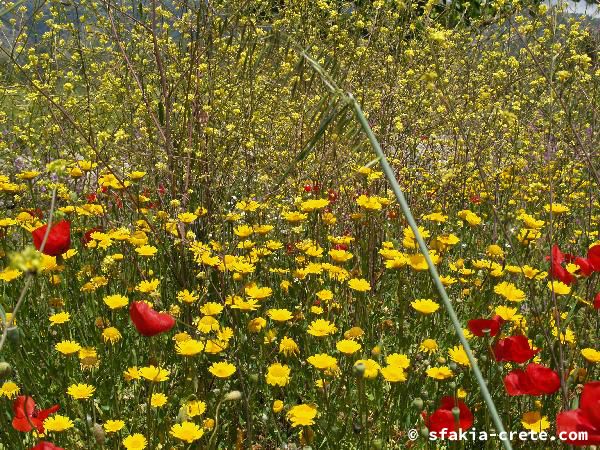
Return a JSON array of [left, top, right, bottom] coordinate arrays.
[[353, 362, 366, 377], [224, 390, 242, 401], [412, 398, 424, 410], [92, 423, 105, 445], [0, 361, 12, 379]]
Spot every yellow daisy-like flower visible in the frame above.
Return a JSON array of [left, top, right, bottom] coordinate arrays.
[[0, 381, 20, 398], [43, 414, 74, 432], [286, 404, 317, 427], [49, 312, 70, 326], [103, 294, 129, 309], [354, 359, 380, 379], [136, 279, 160, 293], [176, 339, 204, 356], [279, 336, 300, 356], [209, 361, 236, 378], [426, 366, 454, 380], [102, 327, 122, 344], [348, 278, 371, 292], [67, 383, 95, 400], [307, 319, 338, 337], [494, 282, 526, 302], [151, 393, 168, 407], [177, 289, 199, 304], [521, 411, 550, 432], [448, 345, 471, 367], [104, 419, 125, 433], [266, 363, 291, 387], [307, 353, 338, 370], [272, 399, 284, 413], [55, 340, 81, 355], [186, 400, 206, 417], [170, 421, 204, 443], [200, 302, 224, 316], [410, 299, 440, 314], [122, 433, 147, 450], [581, 348, 600, 363], [548, 281, 571, 295], [178, 212, 198, 224], [267, 308, 293, 322], [419, 339, 438, 353], [139, 366, 170, 382], [336, 339, 362, 355], [380, 365, 407, 383], [135, 245, 158, 257], [386, 353, 410, 369]]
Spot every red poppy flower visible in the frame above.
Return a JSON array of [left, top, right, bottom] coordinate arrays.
[[548, 244, 576, 285], [30, 442, 65, 450], [86, 193, 97, 203], [12, 396, 59, 433], [504, 364, 560, 396], [31, 220, 71, 257], [423, 397, 474, 435], [556, 381, 600, 445], [129, 301, 175, 337], [328, 189, 338, 202], [594, 292, 600, 310], [574, 257, 594, 277], [303, 184, 312, 193], [586, 245, 600, 272], [493, 335, 540, 363], [467, 315, 504, 337]]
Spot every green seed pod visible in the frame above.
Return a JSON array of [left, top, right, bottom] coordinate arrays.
[[0, 361, 12, 379], [92, 423, 105, 445], [353, 362, 366, 377], [371, 438, 383, 449], [420, 426, 429, 438], [412, 397, 424, 410]]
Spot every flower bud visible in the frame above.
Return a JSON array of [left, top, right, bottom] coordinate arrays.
[[412, 398, 424, 410], [92, 423, 105, 445], [353, 362, 366, 377], [224, 390, 242, 401], [0, 361, 12, 379], [452, 406, 461, 420]]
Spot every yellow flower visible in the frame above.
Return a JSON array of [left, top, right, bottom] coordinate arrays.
[[448, 346, 470, 367], [336, 339, 362, 355], [124, 367, 141, 381], [151, 393, 168, 408], [386, 353, 410, 369], [170, 421, 204, 443], [135, 245, 158, 257], [426, 366, 454, 380], [307, 353, 338, 370], [176, 339, 204, 356], [0, 381, 20, 399], [548, 281, 571, 295], [307, 319, 337, 337], [186, 400, 206, 418], [139, 365, 170, 382], [200, 302, 224, 316], [354, 359, 380, 379], [128, 171, 146, 180], [122, 433, 147, 450], [209, 361, 236, 378], [67, 383, 95, 400], [581, 348, 600, 363], [245, 284, 272, 300], [286, 404, 317, 427], [410, 299, 440, 314], [272, 400, 284, 413], [104, 419, 125, 433], [178, 212, 198, 224], [348, 278, 371, 292], [55, 340, 81, 355], [177, 289, 199, 303], [136, 279, 159, 293], [495, 305, 519, 321], [0, 268, 22, 282], [266, 363, 291, 387], [102, 327, 122, 344], [103, 294, 129, 309], [49, 312, 70, 326], [279, 336, 300, 356], [381, 365, 407, 382], [521, 411, 550, 432], [544, 203, 569, 214], [300, 198, 329, 212], [43, 414, 74, 432], [268, 308, 293, 322], [494, 282, 526, 302], [419, 339, 438, 353], [282, 211, 308, 223]]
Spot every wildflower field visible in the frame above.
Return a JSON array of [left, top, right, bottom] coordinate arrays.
[[0, 0, 599, 448]]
